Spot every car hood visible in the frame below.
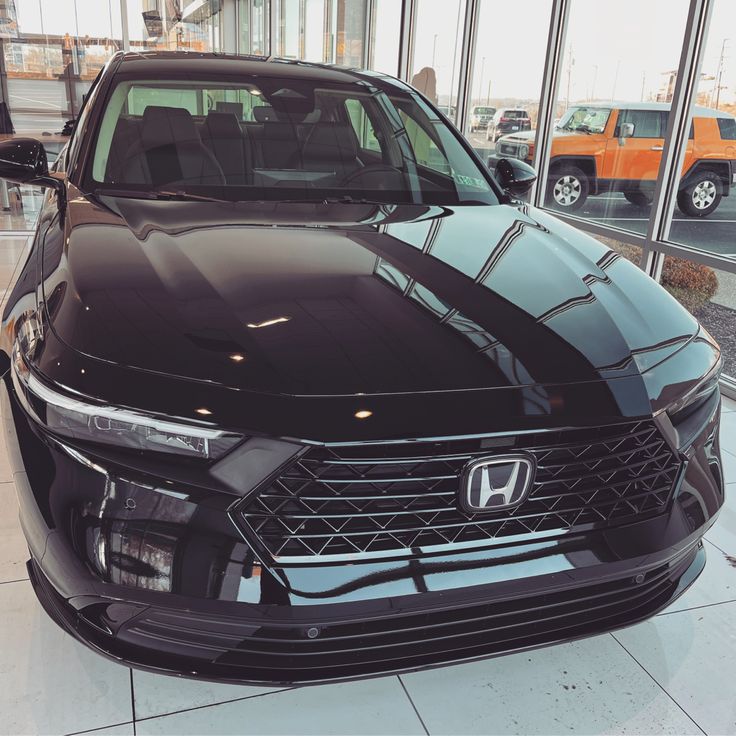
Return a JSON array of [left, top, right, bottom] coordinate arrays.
[[44, 195, 698, 397]]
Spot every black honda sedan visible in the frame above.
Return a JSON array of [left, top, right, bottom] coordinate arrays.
[[0, 52, 724, 685]]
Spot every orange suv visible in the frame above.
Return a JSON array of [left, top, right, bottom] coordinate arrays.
[[493, 102, 736, 216]]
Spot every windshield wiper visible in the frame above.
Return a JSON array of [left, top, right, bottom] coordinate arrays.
[[92, 188, 229, 203], [154, 189, 230, 203]]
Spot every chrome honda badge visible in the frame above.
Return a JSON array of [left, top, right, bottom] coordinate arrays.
[[461, 455, 535, 512]]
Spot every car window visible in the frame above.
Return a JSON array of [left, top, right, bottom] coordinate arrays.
[[87, 76, 498, 207], [616, 110, 666, 138], [505, 110, 527, 119], [717, 117, 736, 140], [558, 106, 611, 134]]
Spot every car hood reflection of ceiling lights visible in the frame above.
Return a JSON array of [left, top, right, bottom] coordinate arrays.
[[246, 317, 291, 329]]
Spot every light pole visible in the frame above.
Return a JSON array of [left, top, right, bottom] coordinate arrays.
[[478, 56, 485, 107], [431, 34, 438, 68]]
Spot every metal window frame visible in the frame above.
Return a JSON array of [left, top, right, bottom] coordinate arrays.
[[530, 0, 570, 207]]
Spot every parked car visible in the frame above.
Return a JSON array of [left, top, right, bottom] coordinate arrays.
[[437, 104, 457, 119], [469, 105, 496, 131], [487, 107, 532, 141], [0, 52, 723, 685], [493, 101, 736, 215]]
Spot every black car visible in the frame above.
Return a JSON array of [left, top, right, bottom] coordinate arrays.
[[488, 108, 532, 142], [0, 52, 724, 685]]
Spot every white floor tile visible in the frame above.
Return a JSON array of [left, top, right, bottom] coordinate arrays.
[[0, 419, 15, 484], [615, 601, 736, 736], [659, 540, 736, 614], [0, 482, 28, 583], [723, 450, 736, 487], [706, 485, 736, 555], [400, 634, 701, 735], [70, 723, 136, 735], [721, 412, 736, 456], [135, 677, 426, 735], [132, 670, 283, 720], [0, 581, 133, 736]]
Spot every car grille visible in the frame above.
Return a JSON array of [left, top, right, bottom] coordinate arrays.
[[237, 420, 681, 563]]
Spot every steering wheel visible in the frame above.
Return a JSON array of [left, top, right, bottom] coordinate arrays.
[[340, 164, 403, 188]]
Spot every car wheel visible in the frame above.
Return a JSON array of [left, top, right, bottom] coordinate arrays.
[[623, 191, 652, 207], [677, 171, 722, 217], [546, 166, 589, 212]]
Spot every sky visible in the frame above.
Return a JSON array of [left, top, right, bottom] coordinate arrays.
[[12, 0, 736, 106], [410, 0, 735, 107]]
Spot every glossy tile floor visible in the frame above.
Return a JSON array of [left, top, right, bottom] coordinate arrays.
[[0, 235, 735, 736]]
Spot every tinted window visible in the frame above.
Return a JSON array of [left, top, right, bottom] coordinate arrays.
[[717, 117, 736, 140], [505, 110, 528, 119], [88, 76, 498, 206], [616, 109, 665, 138]]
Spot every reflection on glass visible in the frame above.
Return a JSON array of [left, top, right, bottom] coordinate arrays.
[[538, 0, 688, 235], [463, 0, 551, 164], [670, 0, 736, 262]]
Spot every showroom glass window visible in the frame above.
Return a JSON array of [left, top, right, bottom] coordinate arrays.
[[542, 0, 689, 235], [274, 0, 366, 65], [368, 0, 400, 76], [461, 0, 552, 165], [410, 0, 466, 126], [0, 0, 124, 231], [667, 0, 736, 264], [653, 0, 736, 381], [238, 0, 270, 55]]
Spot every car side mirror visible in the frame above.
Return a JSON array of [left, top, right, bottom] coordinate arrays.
[[494, 157, 537, 198], [618, 122, 634, 145], [0, 138, 54, 186]]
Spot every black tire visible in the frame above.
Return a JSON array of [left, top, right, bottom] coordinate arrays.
[[546, 165, 590, 212], [623, 191, 652, 207], [677, 170, 723, 217]]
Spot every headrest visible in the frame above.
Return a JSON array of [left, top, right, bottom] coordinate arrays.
[[215, 101, 243, 117], [303, 123, 358, 161], [141, 106, 199, 148], [252, 106, 278, 122], [260, 121, 300, 142], [203, 112, 243, 139]]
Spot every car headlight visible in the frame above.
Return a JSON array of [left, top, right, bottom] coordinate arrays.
[[518, 144, 529, 159], [11, 338, 242, 461], [666, 351, 721, 424]]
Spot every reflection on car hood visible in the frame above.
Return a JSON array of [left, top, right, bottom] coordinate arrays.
[[42, 196, 698, 397]]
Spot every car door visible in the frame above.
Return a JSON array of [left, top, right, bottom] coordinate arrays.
[[602, 109, 666, 185]]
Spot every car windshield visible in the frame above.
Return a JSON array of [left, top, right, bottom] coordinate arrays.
[[88, 75, 498, 206], [558, 106, 611, 134], [504, 110, 527, 119], [474, 107, 494, 115]]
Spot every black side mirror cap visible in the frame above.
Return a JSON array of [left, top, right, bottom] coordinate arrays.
[[0, 138, 50, 185], [494, 157, 537, 198]]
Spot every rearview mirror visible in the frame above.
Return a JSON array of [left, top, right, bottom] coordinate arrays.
[[0, 138, 50, 185], [494, 157, 537, 198], [618, 122, 634, 145]]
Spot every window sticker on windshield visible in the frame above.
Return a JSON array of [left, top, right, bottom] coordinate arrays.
[[453, 173, 487, 189]]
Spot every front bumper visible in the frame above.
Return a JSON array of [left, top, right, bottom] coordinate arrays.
[[4, 375, 725, 685]]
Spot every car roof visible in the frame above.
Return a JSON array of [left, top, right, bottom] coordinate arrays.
[[113, 51, 408, 91], [569, 100, 734, 119]]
